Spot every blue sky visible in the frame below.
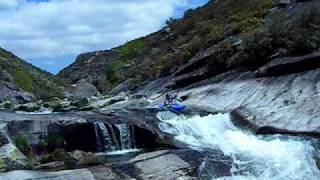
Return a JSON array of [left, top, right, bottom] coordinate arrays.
[[0, 0, 208, 74]]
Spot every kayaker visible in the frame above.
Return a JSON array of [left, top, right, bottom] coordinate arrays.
[[160, 92, 185, 114], [164, 93, 180, 105], [164, 94, 173, 105]]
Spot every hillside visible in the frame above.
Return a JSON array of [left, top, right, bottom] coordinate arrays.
[[0, 47, 70, 102], [58, 0, 320, 94]]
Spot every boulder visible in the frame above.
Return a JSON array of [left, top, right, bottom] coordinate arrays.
[[73, 80, 99, 99]]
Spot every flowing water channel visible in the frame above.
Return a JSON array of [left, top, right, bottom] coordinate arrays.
[[157, 112, 320, 179]]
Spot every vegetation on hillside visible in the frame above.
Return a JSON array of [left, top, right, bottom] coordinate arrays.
[[105, 39, 149, 86], [0, 48, 69, 100], [104, 0, 286, 83], [63, 0, 320, 92]]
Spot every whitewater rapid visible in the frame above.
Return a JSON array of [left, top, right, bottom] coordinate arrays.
[[157, 112, 320, 179]]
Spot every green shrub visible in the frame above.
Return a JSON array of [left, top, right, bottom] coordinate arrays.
[[12, 70, 34, 93], [40, 148, 71, 164], [105, 60, 123, 85], [105, 39, 148, 86], [13, 136, 30, 155], [119, 39, 147, 60]]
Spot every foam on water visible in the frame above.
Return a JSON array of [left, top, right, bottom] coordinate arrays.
[[157, 112, 320, 179], [105, 149, 141, 155], [15, 108, 53, 114]]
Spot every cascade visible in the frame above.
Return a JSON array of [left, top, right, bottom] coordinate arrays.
[[157, 113, 320, 179]]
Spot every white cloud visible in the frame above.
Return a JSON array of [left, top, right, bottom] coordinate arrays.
[[0, 0, 20, 9], [0, 0, 205, 73]]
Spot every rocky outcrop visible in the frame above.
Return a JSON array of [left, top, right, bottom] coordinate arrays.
[[0, 70, 35, 105], [0, 82, 34, 105], [174, 52, 320, 136], [0, 108, 173, 159], [0, 124, 31, 172], [256, 50, 320, 77], [0, 149, 222, 180], [58, 50, 119, 93], [0, 107, 183, 175]]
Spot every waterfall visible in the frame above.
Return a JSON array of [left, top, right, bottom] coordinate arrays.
[[94, 122, 116, 151], [116, 124, 134, 150], [157, 113, 320, 179], [107, 124, 120, 148], [94, 122, 135, 152]]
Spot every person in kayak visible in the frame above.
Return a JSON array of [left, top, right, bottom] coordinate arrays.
[[164, 93, 179, 105], [164, 94, 173, 105], [162, 92, 185, 114]]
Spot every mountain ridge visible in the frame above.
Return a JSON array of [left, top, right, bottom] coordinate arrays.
[[58, 0, 320, 94]]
